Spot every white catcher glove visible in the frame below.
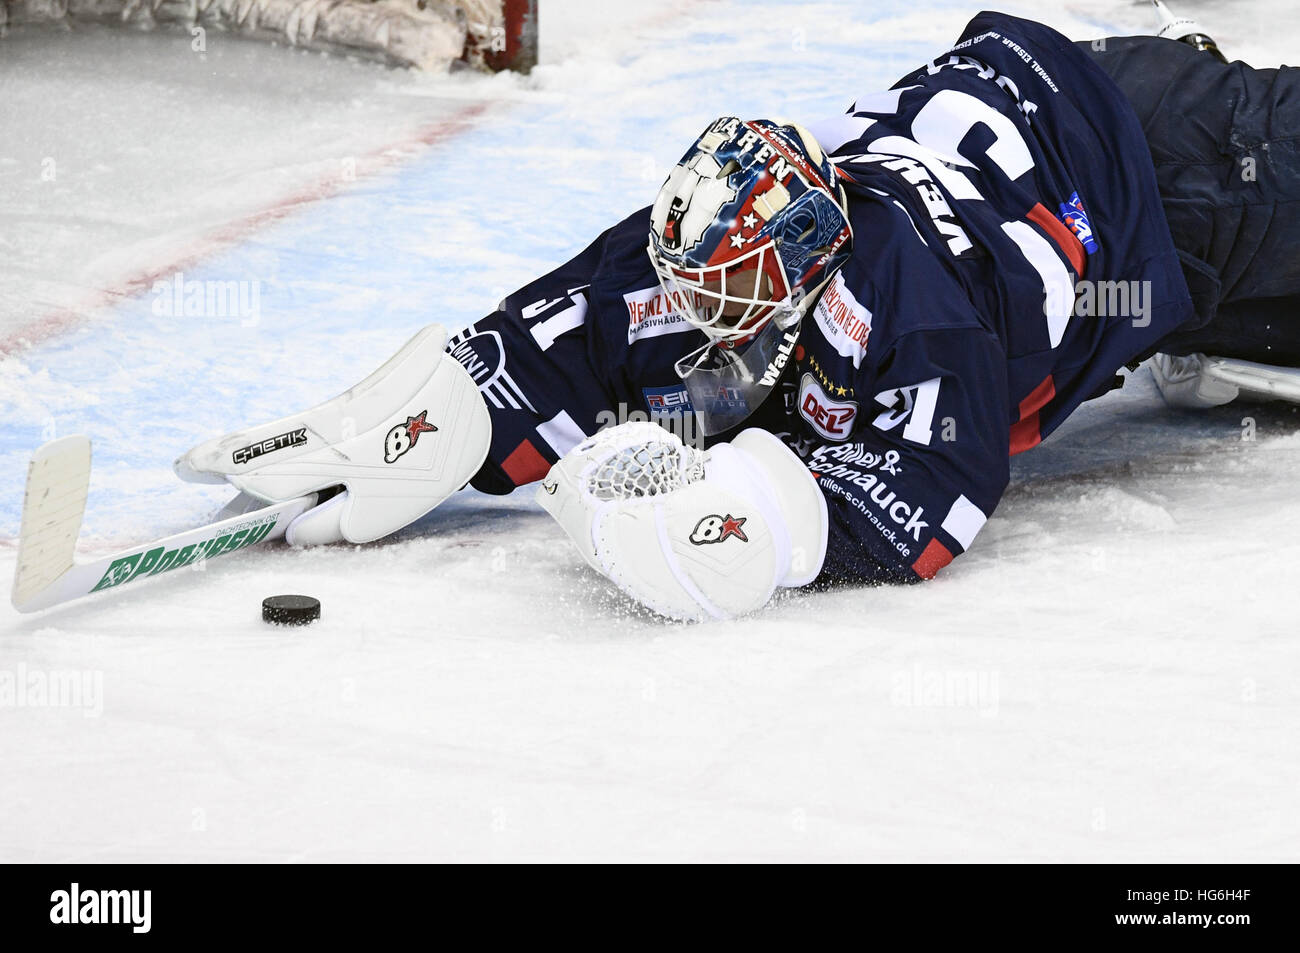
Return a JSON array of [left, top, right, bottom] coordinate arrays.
[[537, 422, 828, 621]]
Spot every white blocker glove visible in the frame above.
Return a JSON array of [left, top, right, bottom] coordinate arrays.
[[174, 323, 491, 545], [537, 421, 828, 621]]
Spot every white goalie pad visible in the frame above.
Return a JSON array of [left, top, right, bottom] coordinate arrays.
[[1202, 356, 1300, 403], [1150, 352, 1240, 408], [1151, 352, 1300, 408], [537, 422, 828, 621], [175, 323, 491, 544]]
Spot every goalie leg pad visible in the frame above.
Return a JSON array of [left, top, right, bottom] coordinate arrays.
[[1151, 352, 1300, 408], [1201, 355, 1300, 403], [1150, 352, 1239, 408]]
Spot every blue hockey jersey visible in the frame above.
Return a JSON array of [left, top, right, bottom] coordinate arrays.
[[451, 11, 1197, 585]]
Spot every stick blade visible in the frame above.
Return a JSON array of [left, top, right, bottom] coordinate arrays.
[[12, 435, 91, 612]]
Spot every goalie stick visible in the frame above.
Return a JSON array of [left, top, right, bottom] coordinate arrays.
[[1201, 356, 1300, 403], [10, 435, 316, 613]]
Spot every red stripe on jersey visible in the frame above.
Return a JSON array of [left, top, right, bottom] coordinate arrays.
[[501, 439, 551, 486], [1009, 417, 1043, 456], [1018, 374, 1056, 419], [1009, 374, 1055, 457], [912, 538, 954, 580], [1027, 202, 1086, 277]]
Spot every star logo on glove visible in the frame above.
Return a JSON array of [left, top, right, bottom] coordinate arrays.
[[719, 514, 748, 542], [689, 513, 749, 545], [383, 409, 438, 464], [404, 410, 438, 444]]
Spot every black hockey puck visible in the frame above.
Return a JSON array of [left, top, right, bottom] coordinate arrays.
[[262, 594, 321, 626]]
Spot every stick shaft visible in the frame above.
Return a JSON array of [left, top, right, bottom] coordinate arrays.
[[23, 496, 316, 613], [11, 434, 316, 612]]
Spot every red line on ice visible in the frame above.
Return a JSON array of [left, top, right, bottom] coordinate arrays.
[[0, 100, 493, 357]]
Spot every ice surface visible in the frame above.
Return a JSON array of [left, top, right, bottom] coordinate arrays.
[[0, 1, 1297, 861]]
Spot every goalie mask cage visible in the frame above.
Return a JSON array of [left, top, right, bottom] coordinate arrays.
[[0, 0, 538, 73]]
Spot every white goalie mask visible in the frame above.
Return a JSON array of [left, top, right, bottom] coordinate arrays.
[[647, 117, 853, 434]]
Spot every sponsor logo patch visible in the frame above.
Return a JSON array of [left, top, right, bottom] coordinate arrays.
[[642, 384, 694, 413], [384, 409, 437, 464], [689, 513, 749, 545], [449, 330, 504, 387], [448, 327, 536, 413], [624, 286, 699, 343], [231, 428, 307, 466], [798, 373, 858, 441], [813, 272, 872, 367], [1059, 191, 1099, 254], [759, 328, 801, 387], [807, 442, 902, 476], [690, 383, 750, 418]]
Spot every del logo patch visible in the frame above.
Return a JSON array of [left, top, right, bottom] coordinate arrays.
[[798, 372, 858, 441], [813, 272, 872, 367]]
